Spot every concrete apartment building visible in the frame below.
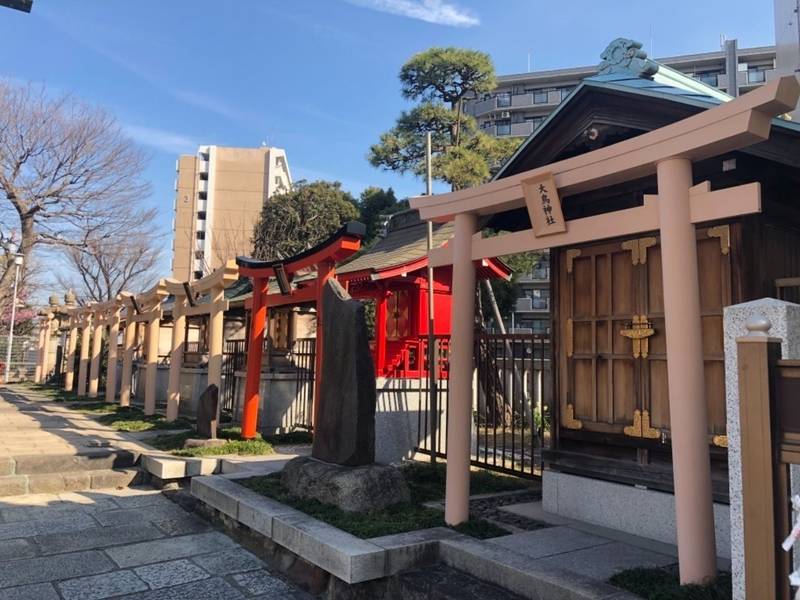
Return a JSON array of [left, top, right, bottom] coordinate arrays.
[[467, 43, 778, 140], [172, 145, 292, 281]]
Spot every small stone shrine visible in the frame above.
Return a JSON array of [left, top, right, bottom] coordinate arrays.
[[282, 279, 409, 511], [184, 384, 225, 448]]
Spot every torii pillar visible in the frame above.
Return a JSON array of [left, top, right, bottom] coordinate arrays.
[[119, 298, 138, 407], [88, 307, 104, 398], [34, 317, 48, 383], [63, 315, 79, 392], [104, 302, 122, 403], [166, 294, 186, 421], [410, 76, 800, 585], [77, 314, 92, 396]]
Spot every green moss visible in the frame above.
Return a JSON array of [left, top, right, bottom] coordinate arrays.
[[147, 426, 274, 457], [239, 473, 510, 540], [610, 568, 732, 600], [265, 431, 313, 445], [92, 407, 193, 432], [402, 461, 532, 503]]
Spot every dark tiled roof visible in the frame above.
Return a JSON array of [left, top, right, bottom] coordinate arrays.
[[337, 210, 453, 275]]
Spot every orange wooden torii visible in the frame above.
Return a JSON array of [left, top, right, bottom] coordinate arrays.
[[236, 222, 366, 439]]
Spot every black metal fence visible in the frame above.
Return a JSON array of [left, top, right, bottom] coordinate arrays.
[[413, 331, 551, 478], [222, 339, 246, 413], [286, 337, 316, 430]]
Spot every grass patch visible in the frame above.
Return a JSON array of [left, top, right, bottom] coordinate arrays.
[[265, 431, 313, 445], [147, 426, 274, 457], [402, 461, 532, 503], [91, 407, 193, 432], [610, 568, 732, 600], [239, 473, 509, 540], [10, 382, 91, 403]]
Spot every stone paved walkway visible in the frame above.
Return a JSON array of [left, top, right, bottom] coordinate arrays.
[[0, 486, 311, 600], [0, 386, 153, 458]]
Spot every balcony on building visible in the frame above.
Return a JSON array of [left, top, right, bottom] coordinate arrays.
[[198, 179, 209, 194], [470, 87, 569, 118], [717, 65, 775, 92], [198, 159, 209, 174]]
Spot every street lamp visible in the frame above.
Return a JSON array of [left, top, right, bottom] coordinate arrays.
[[4, 254, 23, 384]]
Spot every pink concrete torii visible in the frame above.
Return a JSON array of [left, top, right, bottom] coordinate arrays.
[[410, 76, 800, 584]]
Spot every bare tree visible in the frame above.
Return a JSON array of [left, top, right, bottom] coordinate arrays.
[[57, 203, 163, 303], [0, 80, 150, 303]]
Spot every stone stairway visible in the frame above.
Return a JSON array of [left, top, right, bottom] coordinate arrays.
[[0, 386, 150, 497], [0, 448, 144, 497]]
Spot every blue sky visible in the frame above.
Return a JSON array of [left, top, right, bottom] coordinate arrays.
[[0, 0, 775, 275]]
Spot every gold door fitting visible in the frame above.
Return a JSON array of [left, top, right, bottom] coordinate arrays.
[[621, 237, 657, 265], [708, 225, 730, 255], [712, 434, 728, 448], [619, 315, 655, 358], [566, 248, 581, 273], [563, 403, 583, 430], [623, 409, 661, 439]]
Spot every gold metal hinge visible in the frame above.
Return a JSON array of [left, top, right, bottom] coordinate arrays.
[[623, 409, 661, 439], [712, 434, 728, 448], [566, 248, 581, 273], [708, 225, 730, 255], [621, 239, 640, 264], [563, 403, 583, 430]]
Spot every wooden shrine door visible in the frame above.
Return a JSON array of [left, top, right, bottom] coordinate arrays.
[[558, 225, 732, 451]]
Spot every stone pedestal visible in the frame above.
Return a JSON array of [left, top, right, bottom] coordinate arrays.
[[724, 298, 800, 600], [281, 456, 410, 513]]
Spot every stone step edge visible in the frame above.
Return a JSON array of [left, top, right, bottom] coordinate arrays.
[[0, 449, 140, 476], [0, 467, 144, 497], [141, 453, 292, 483], [189, 474, 632, 599]]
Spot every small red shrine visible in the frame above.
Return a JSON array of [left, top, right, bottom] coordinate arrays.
[[337, 210, 510, 377]]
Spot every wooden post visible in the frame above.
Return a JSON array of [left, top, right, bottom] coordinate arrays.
[[207, 285, 225, 400], [64, 318, 78, 392], [105, 308, 121, 403], [144, 315, 161, 416], [374, 291, 388, 376], [313, 259, 335, 427], [656, 157, 717, 583], [34, 320, 46, 383], [88, 316, 103, 398], [166, 299, 186, 421], [242, 277, 268, 439], [445, 211, 478, 525], [737, 316, 782, 599], [77, 318, 91, 396], [119, 319, 136, 407]]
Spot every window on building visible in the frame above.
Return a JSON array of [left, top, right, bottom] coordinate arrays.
[[531, 319, 550, 334], [495, 119, 511, 136], [198, 191, 207, 200], [559, 87, 575, 101], [193, 270, 204, 280], [196, 231, 205, 240], [199, 172, 208, 181], [194, 250, 204, 259], [527, 288, 550, 310], [496, 92, 512, 108], [533, 90, 549, 104], [696, 71, 719, 86], [747, 67, 767, 83], [197, 211, 207, 220], [524, 116, 545, 130]]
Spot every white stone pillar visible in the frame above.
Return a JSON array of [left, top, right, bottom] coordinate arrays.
[[724, 298, 800, 600]]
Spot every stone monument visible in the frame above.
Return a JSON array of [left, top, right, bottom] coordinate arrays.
[[282, 279, 410, 512], [184, 384, 225, 449]]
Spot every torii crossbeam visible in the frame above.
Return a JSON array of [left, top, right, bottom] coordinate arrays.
[[236, 222, 366, 439], [409, 76, 800, 585]]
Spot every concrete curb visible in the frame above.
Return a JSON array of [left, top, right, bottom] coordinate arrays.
[[189, 474, 639, 598]]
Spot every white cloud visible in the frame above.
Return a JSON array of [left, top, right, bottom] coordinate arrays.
[[122, 124, 198, 155], [345, 0, 479, 27]]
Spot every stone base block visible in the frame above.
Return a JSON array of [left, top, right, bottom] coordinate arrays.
[[281, 456, 410, 513], [184, 438, 226, 449], [543, 470, 731, 560]]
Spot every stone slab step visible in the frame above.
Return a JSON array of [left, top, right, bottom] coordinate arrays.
[[0, 467, 144, 497], [8, 449, 139, 475]]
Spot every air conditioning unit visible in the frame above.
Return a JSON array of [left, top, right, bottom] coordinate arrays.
[[499, 111, 511, 119]]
